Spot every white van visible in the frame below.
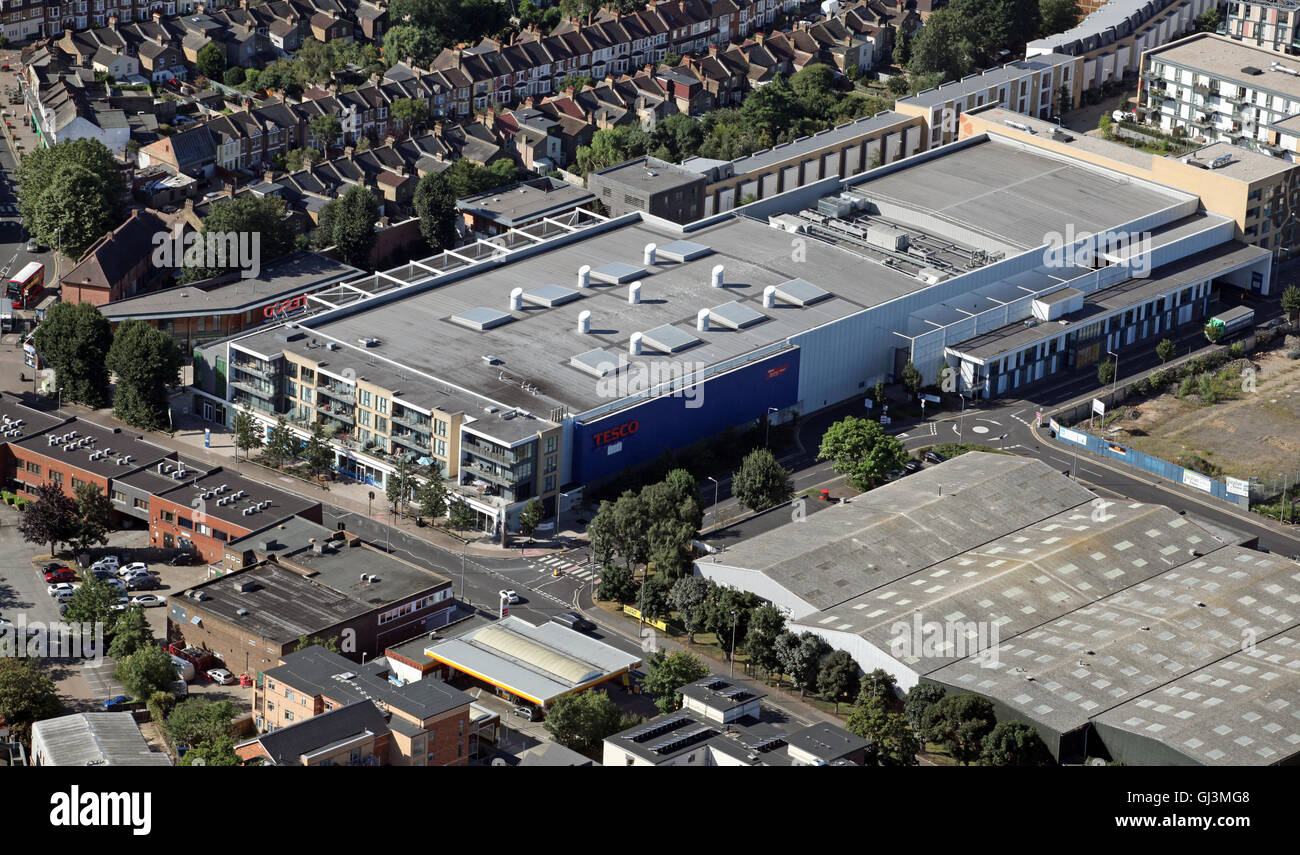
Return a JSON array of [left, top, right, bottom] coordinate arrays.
[[170, 654, 195, 682]]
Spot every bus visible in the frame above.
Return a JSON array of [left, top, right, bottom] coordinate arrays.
[[7, 261, 44, 309]]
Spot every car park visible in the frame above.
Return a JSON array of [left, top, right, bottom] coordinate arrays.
[[47, 582, 80, 597], [130, 594, 165, 608], [167, 553, 196, 566], [89, 555, 120, 572], [498, 589, 520, 604], [118, 562, 149, 577], [44, 568, 76, 583], [206, 668, 235, 685], [551, 611, 596, 633], [127, 576, 161, 591], [88, 567, 116, 581], [119, 567, 152, 583]]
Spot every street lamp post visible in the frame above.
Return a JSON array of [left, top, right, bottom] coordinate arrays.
[[729, 610, 738, 679], [764, 407, 777, 447], [1107, 349, 1119, 412], [707, 476, 719, 524], [1281, 473, 1290, 525], [460, 549, 467, 605]]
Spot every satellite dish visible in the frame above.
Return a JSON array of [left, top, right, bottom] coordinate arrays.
[[490, 757, 509, 766]]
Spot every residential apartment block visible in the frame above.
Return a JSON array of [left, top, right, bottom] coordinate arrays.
[[1225, 0, 1300, 55]]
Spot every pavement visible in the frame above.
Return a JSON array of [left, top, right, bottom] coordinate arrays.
[[0, 57, 63, 296]]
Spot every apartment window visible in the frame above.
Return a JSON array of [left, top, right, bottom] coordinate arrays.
[[267, 680, 276, 691], [433, 438, 447, 458], [25, 461, 39, 475], [161, 510, 175, 523], [285, 711, 294, 722], [544, 455, 557, 474], [111, 490, 126, 502], [544, 474, 556, 492], [178, 516, 193, 530], [359, 410, 371, 428], [545, 435, 557, 454], [375, 416, 387, 434], [434, 418, 448, 438], [51, 472, 63, 486], [376, 396, 388, 414], [301, 388, 313, 404], [359, 389, 372, 408]]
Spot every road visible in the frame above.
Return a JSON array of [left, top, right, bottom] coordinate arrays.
[[0, 60, 61, 293]]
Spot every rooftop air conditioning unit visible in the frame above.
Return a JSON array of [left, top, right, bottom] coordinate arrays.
[[327, 342, 340, 351]]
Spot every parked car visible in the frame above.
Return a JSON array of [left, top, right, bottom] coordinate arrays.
[[167, 553, 196, 566], [130, 594, 165, 608], [886, 468, 904, 482], [127, 576, 161, 591], [24, 238, 40, 252], [119, 567, 152, 583], [40, 562, 64, 573], [512, 705, 542, 721], [118, 561, 149, 577], [903, 459, 924, 474], [44, 568, 76, 583], [102, 695, 129, 708], [46, 582, 80, 597], [498, 589, 520, 604], [551, 611, 595, 633], [205, 668, 235, 685], [89, 568, 116, 581], [90, 555, 120, 572], [923, 450, 947, 465]]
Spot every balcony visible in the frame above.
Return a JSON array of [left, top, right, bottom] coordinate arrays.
[[390, 430, 431, 455], [228, 375, 276, 399], [315, 402, 355, 424], [316, 383, 355, 403], [462, 459, 527, 487], [231, 359, 275, 381], [231, 391, 276, 415], [462, 440, 518, 466], [390, 410, 432, 433]]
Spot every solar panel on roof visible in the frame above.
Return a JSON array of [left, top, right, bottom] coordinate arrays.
[[708, 300, 766, 329], [523, 284, 581, 307], [590, 262, 647, 284], [773, 278, 831, 306], [449, 306, 515, 331], [626, 716, 690, 743], [570, 348, 623, 377], [656, 240, 713, 262], [641, 324, 701, 353], [651, 725, 716, 755]]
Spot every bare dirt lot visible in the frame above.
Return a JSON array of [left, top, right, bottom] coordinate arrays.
[[1114, 349, 1300, 481]]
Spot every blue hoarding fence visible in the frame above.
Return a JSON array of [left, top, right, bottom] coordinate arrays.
[[1046, 417, 1244, 507]]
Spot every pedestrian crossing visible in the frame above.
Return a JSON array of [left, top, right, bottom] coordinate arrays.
[[0, 204, 17, 214], [536, 552, 599, 581]]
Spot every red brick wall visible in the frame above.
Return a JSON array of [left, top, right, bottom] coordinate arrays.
[[149, 495, 258, 564], [8, 447, 109, 501]]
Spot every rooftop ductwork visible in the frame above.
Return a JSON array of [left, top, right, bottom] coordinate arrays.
[[643, 242, 657, 265], [711, 264, 725, 288], [578, 310, 591, 334], [578, 264, 591, 289], [629, 282, 641, 304], [509, 287, 523, 311], [629, 332, 643, 356]]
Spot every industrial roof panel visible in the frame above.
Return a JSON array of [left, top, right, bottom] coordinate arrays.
[[656, 239, 713, 262], [774, 278, 831, 307], [642, 324, 701, 353], [708, 300, 767, 330], [523, 284, 582, 307], [570, 348, 623, 377], [450, 306, 515, 331], [590, 261, 647, 284]]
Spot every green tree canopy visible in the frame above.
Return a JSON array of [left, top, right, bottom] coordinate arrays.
[[816, 650, 862, 712], [17, 138, 126, 257], [232, 410, 264, 461], [383, 25, 441, 67], [518, 497, 544, 539], [595, 563, 639, 604], [70, 482, 112, 553], [115, 643, 179, 700], [183, 195, 296, 282], [316, 184, 380, 269], [1040, 0, 1081, 36], [1156, 337, 1176, 364], [542, 689, 635, 757], [18, 482, 77, 557], [31, 301, 113, 407], [642, 649, 709, 714], [731, 447, 794, 512], [165, 698, 240, 748], [668, 575, 716, 643], [1281, 284, 1300, 322], [196, 42, 225, 79], [773, 630, 830, 696], [303, 421, 334, 479], [929, 692, 998, 765], [262, 415, 299, 468], [845, 693, 919, 766], [413, 171, 459, 253], [741, 602, 786, 680], [979, 720, 1054, 766], [107, 318, 182, 430], [904, 682, 947, 742], [0, 658, 62, 742], [817, 416, 908, 490], [107, 606, 154, 660]]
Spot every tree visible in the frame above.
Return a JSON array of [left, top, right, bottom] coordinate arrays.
[[588, 491, 650, 573], [107, 606, 153, 660], [179, 733, 242, 765], [383, 25, 440, 67], [107, 319, 183, 430], [1195, 7, 1221, 32], [309, 114, 343, 151], [183, 195, 297, 282], [668, 575, 715, 643], [980, 720, 1053, 766], [303, 421, 334, 479], [115, 643, 179, 700], [196, 42, 225, 79], [165, 698, 239, 748], [414, 463, 448, 520], [413, 172, 459, 253], [30, 301, 113, 407], [929, 693, 998, 765], [16, 138, 125, 257], [232, 410, 263, 462], [18, 482, 77, 557], [543, 689, 634, 757], [845, 694, 919, 766], [316, 184, 379, 269], [62, 575, 119, 628], [1040, 0, 1081, 36], [635, 573, 672, 622], [390, 96, 428, 129], [262, 415, 299, 468], [894, 28, 911, 66], [741, 603, 786, 680], [1282, 284, 1300, 323], [386, 457, 415, 517], [294, 635, 341, 654], [886, 74, 911, 97], [731, 447, 794, 512], [223, 66, 246, 86], [1057, 82, 1073, 117], [907, 9, 977, 82], [901, 360, 924, 395], [642, 649, 709, 714], [1097, 358, 1116, 386], [702, 586, 758, 659], [447, 497, 477, 531], [518, 497, 544, 540], [283, 147, 323, 172], [1097, 112, 1113, 138], [595, 563, 639, 604], [0, 658, 62, 742], [71, 483, 111, 553], [904, 682, 947, 743], [1156, 337, 1175, 364], [773, 631, 830, 697], [817, 650, 861, 712], [146, 690, 177, 726], [817, 416, 908, 490]]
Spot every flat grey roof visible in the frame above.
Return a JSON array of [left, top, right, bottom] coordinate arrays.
[[721, 111, 916, 174], [1180, 142, 1296, 183], [523, 283, 580, 307], [456, 178, 595, 227], [1037, 287, 1083, 306], [154, 466, 319, 529], [101, 251, 362, 320], [948, 241, 1270, 362], [898, 53, 1079, 109], [641, 323, 700, 353], [31, 713, 172, 766], [702, 454, 1097, 612], [590, 261, 647, 284], [708, 300, 766, 329], [932, 546, 1300, 760], [1144, 32, 1300, 103], [590, 156, 704, 193], [856, 139, 1191, 250], [14, 418, 173, 479], [266, 645, 472, 720], [0, 394, 67, 441], [656, 239, 713, 262], [451, 306, 515, 331]]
